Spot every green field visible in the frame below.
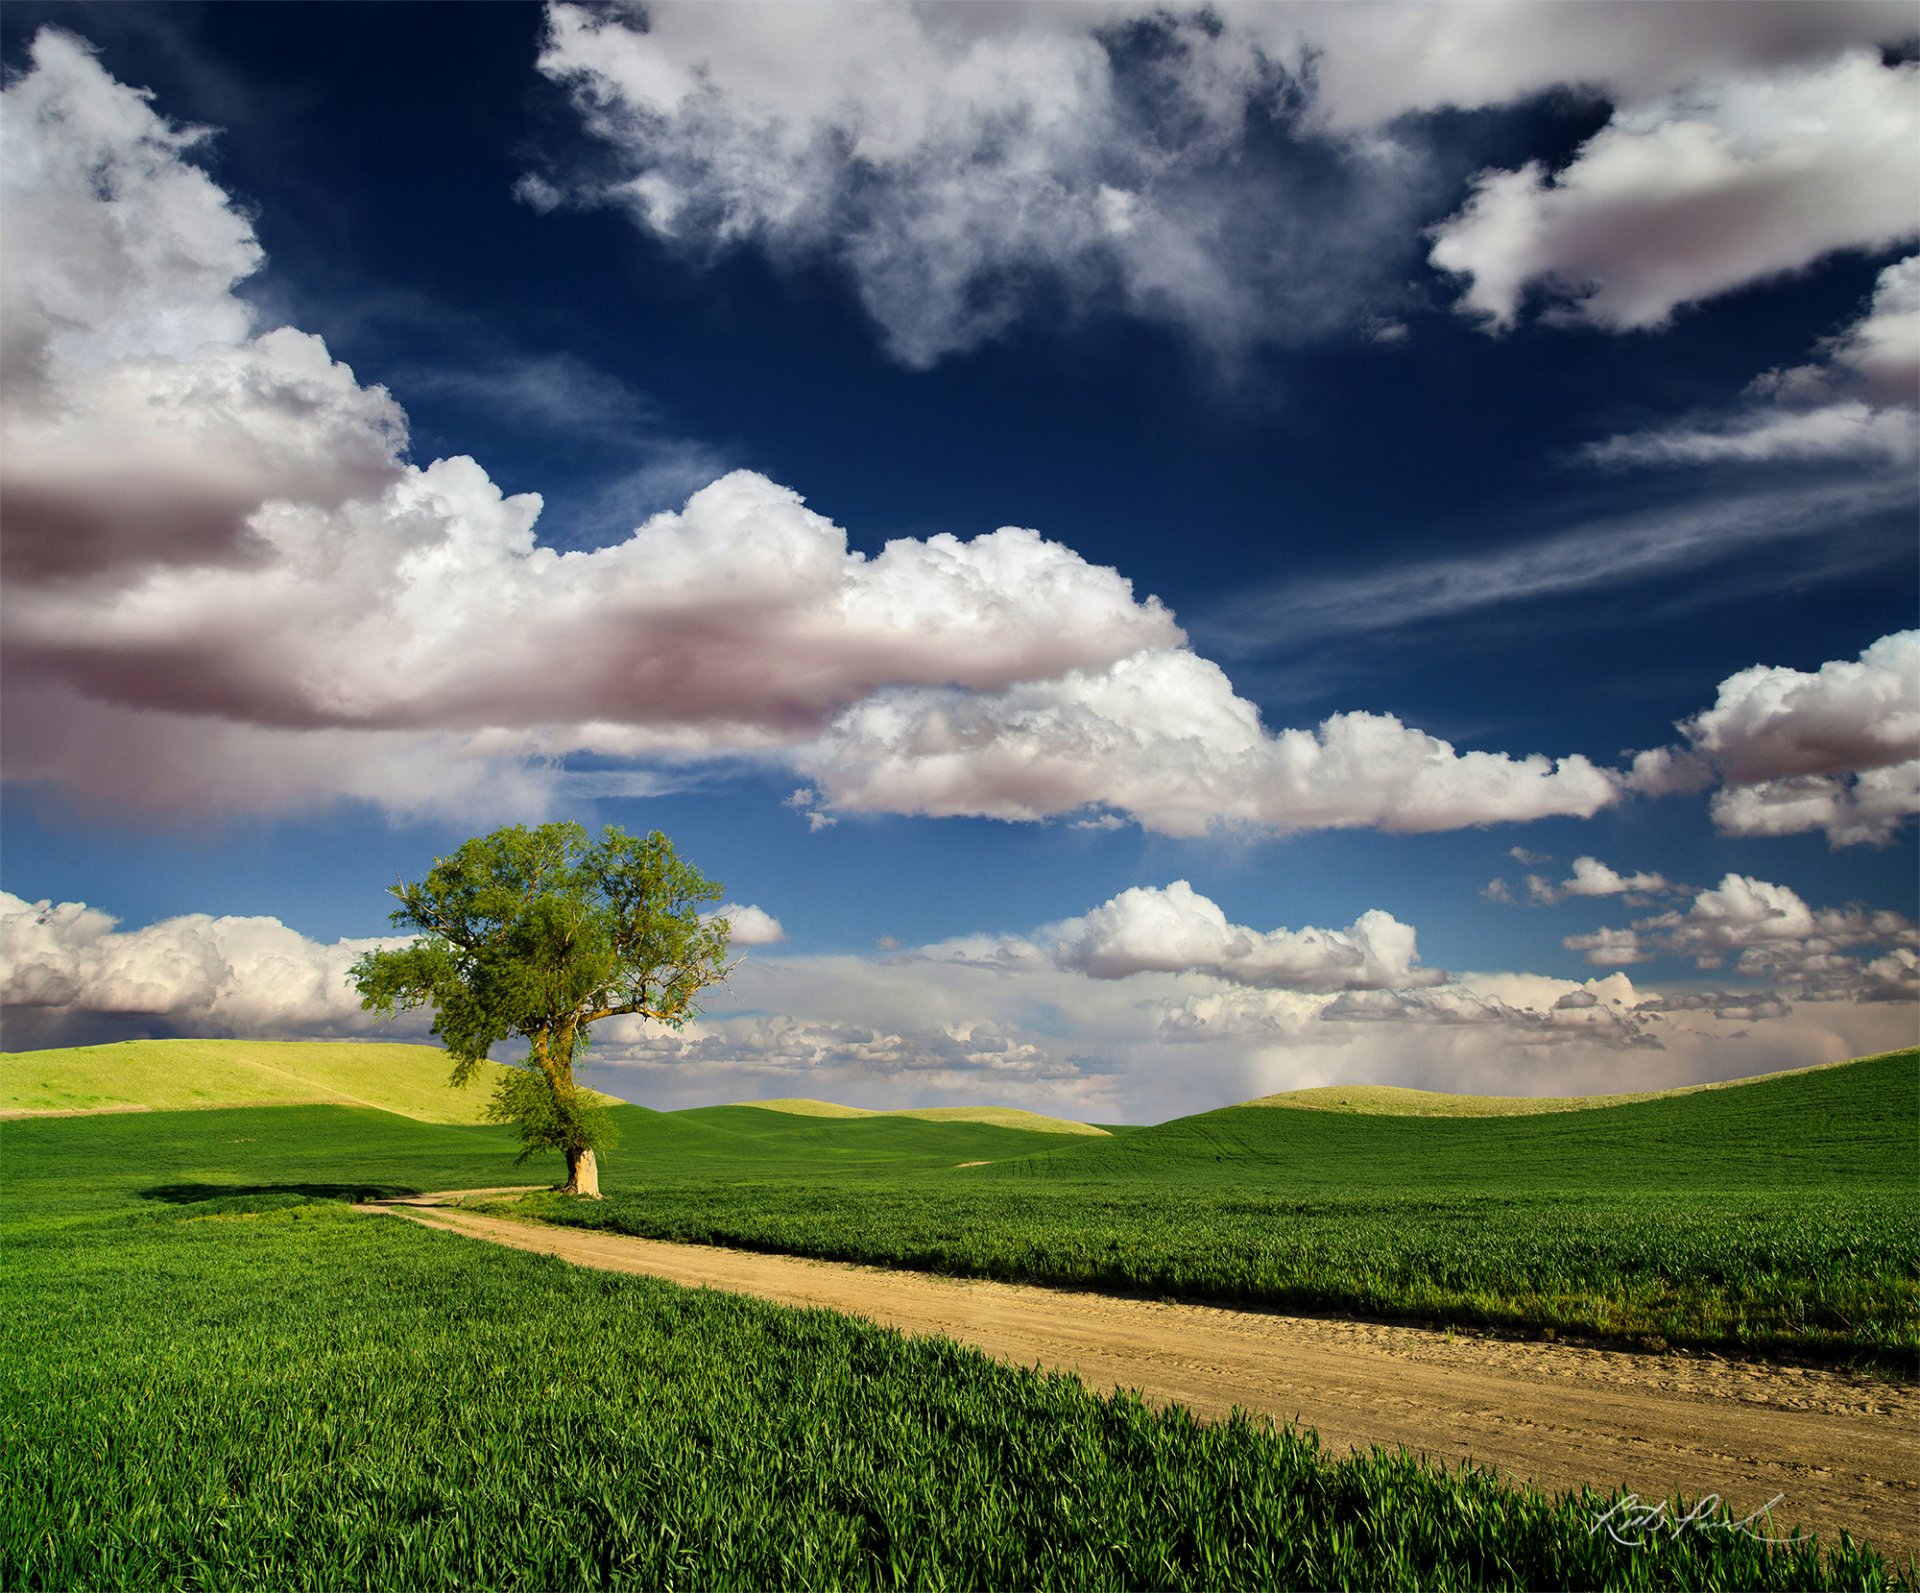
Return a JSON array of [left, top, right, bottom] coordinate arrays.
[[0, 1039, 546, 1124], [511, 1050, 1920, 1369], [2, 1102, 1906, 1589], [1242, 1055, 1869, 1116], [738, 1097, 1110, 1134]]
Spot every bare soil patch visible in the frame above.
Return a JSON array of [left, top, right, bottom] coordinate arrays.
[[366, 1197, 1919, 1563]]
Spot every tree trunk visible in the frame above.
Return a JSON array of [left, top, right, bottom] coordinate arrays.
[[561, 1145, 601, 1198]]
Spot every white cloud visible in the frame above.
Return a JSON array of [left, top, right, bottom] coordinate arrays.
[[1033, 881, 1443, 992], [1681, 631, 1919, 783], [8, 883, 1909, 1120], [526, 2, 1916, 363], [1629, 631, 1920, 846], [1204, 478, 1909, 655], [1526, 855, 1671, 905], [0, 889, 413, 1041], [1231, 1, 1913, 132], [1584, 399, 1918, 469], [1430, 52, 1920, 333], [0, 28, 259, 385], [1709, 762, 1920, 849], [1564, 872, 1918, 1005], [525, 2, 1447, 366], [1823, 253, 1920, 405], [1, 35, 1611, 841], [1562, 926, 1656, 967], [712, 903, 786, 947], [1586, 254, 1920, 469], [797, 650, 1618, 836]]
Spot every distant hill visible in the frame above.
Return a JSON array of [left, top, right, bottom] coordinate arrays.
[[737, 1097, 1109, 1137], [1241, 1052, 1897, 1118], [0, 1039, 618, 1125]]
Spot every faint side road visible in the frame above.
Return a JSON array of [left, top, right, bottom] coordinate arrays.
[[366, 1197, 1920, 1565]]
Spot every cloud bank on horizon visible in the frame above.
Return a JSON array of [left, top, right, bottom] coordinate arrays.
[[0, 4, 1914, 1115], [5, 874, 1911, 1118]]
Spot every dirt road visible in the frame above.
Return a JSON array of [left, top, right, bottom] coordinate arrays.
[[368, 1197, 1919, 1563]]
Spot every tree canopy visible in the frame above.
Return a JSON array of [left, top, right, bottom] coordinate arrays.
[[351, 822, 732, 1195]]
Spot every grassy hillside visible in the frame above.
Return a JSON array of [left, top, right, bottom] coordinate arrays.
[[608, 1103, 1103, 1176], [1243, 1052, 1893, 1117], [0, 1038, 614, 1125], [1008, 1047, 1918, 1191], [738, 1097, 1108, 1135], [532, 1049, 1919, 1367]]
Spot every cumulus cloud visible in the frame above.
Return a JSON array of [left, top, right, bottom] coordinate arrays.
[[0, 27, 258, 383], [1708, 763, 1920, 849], [1524, 855, 1671, 905], [1819, 253, 1920, 405], [1044, 881, 1442, 992], [0, 889, 412, 1046], [1628, 631, 1920, 846], [0, 33, 1615, 841], [915, 881, 1441, 994], [1643, 873, 1914, 962], [1430, 51, 1920, 333], [1564, 872, 1918, 1006], [1156, 968, 1660, 1051], [796, 651, 1618, 836], [1561, 926, 1656, 967], [711, 903, 786, 947], [595, 937, 1833, 1121], [0, 30, 407, 583]]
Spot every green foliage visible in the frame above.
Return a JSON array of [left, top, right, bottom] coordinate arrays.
[[351, 822, 728, 1168], [2, 1112, 1905, 1590], [485, 1063, 622, 1167]]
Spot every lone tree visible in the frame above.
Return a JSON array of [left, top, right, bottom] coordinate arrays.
[[351, 822, 733, 1198]]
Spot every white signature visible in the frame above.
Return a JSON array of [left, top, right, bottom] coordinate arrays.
[[1590, 1492, 1808, 1548]]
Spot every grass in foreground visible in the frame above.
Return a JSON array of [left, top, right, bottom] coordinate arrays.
[[528, 1051, 1919, 1369], [1, 1112, 1906, 1590]]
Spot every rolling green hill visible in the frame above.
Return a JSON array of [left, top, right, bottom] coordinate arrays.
[[737, 1097, 1108, 1135], [603, 1102, 1104, 1176], [1242, 1052, 1892, 1117], [1003, 1047, 1918, 1191], [1, 1046, 1912, 1363], [0, 1039, 566, 1125], [531, 1048, 1919, 1367]]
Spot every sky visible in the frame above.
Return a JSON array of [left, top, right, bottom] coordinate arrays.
[[1, 0, 1915, 1123]]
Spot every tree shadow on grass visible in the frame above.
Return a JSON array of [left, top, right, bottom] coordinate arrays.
[[139, 1181, 422, 1205]]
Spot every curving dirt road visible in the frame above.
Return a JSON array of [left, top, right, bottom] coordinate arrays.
[[366, 1196, 1919, 1563]]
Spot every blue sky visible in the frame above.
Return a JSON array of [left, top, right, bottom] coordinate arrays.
[[2, 2, 1915, 1121]]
